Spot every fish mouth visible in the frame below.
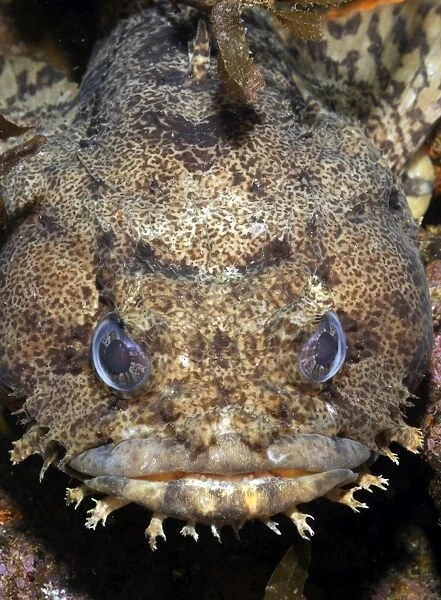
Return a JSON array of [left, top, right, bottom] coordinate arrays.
[[68, 434, 373, 525]]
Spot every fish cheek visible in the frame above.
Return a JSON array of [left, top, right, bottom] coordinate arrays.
[[0, 215, 100, 410]]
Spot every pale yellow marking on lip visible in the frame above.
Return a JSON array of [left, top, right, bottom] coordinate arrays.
[[244, 487, 259, 514], [271, 468, 312, 479]]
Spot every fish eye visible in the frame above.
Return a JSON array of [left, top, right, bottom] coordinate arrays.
[[298, 311, 346, 383], [91, 316, 150, 392]]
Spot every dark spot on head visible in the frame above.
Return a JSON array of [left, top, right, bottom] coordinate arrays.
[[50, 345, 87, 376], [213, 328, 237, 368], [315, 256, 340, 286], [213, 327, 233, 354], [215, 380, 232, 406], [98, 230, 117, 250], [346, 336, 378, 364], [278, 402, 289, 421], [135, 241, 155, 262], [70, 324, 90, 344], [79, 138, 94, 149], [62, 346, 77, 361], [338, 312, 358, 333], [349, 202, 366, 222], [158, 395, 177, 422], [148, 179, 160, 193], [232, 170, 246, 186], [266, 236, 291, 260], [82, 285, 92, 300], [38, 213, 62, 234]]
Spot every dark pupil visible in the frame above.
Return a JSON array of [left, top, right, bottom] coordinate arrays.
[[102, 339, 132, 374], [315, 331, 337, 367]]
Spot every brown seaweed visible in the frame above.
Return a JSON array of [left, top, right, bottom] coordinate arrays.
[[180, 0, 351, 100], [264, 540, 311, 599], [0, 114, 32, 140]]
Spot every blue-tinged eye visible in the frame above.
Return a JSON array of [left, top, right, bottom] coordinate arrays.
[[298, 311, 346, 383], [91, 316, 150, 392]]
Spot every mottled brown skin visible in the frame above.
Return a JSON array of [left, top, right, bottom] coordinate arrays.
[[0, 1, 434, 537]]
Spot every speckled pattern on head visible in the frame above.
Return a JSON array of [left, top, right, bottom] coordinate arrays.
[[0, 0, 434, 543]]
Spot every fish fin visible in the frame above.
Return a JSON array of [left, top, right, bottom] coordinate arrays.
[[288, 0, 441, 173]]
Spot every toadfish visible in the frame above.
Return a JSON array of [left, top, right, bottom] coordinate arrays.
[[0, 0, 438, 549]]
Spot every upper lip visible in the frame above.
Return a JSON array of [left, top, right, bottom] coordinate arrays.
[[68, 433, 373, 478]]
